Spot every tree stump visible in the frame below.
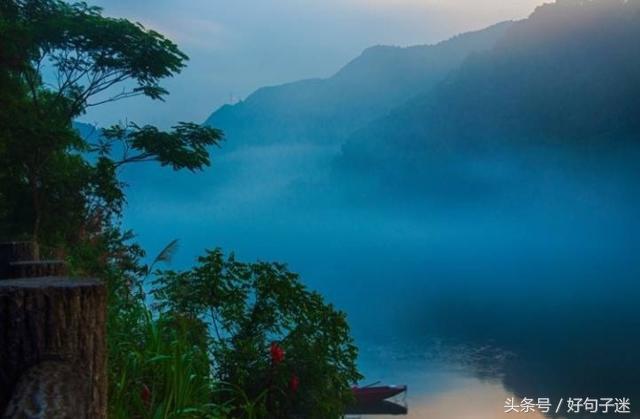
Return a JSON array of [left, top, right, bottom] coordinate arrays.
[[0, 277, 107, 419], [7, 260, 68, 279], [0, 242, 67, 280], [0, 243, 35, 279]]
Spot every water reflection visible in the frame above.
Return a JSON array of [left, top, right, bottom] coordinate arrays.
[[395, 379, 546, 419], [357, 340, 542, 418], [359, 297, 640, 419]]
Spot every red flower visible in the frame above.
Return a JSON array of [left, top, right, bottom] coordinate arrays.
[[289, 373, 300, 394], [270, 342, 285, 364], [140, 384, 152, 406]]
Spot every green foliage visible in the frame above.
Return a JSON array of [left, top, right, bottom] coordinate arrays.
[[84, 233, 226, 419], [6, 0, 188, 118], [102, 122, 223, 171], [109, 309, 230, 419], [0, 0, 222, 250], [105, 244, 361, 418], [153, 249, 362, 418], [2, 3, 362, 419]]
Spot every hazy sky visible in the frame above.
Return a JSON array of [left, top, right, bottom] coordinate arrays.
[[82, 0, 547, 129]]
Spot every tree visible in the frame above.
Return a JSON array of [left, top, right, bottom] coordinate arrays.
[[2, 3, 363, 417], [0, 0, 222, 254], [153, 249, 362, 418]]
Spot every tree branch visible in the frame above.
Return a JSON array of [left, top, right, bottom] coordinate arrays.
[[113, 153, 157, 168]]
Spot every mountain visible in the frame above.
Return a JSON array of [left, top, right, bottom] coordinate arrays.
[[73, 121, 102, 142], [336, 0, 640, 193], [204, 22, 512, 148]]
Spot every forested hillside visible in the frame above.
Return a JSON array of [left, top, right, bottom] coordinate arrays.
[[336, 0, 640, 193], [205, 22, 511, 148]]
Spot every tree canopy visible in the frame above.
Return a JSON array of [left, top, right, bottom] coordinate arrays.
[[0, 0, 222, 251]]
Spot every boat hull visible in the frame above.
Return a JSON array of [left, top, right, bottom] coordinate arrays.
[[352, 385, 407, 404]]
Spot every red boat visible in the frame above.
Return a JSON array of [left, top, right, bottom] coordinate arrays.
[[352, 384, 407, 404]]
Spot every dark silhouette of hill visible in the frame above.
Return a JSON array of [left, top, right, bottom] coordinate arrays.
[[336, 0, 640, 193], [204, 22, 512, 148]]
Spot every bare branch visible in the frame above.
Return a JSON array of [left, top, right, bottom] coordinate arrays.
[[87, 91, 145, 108], [114, 153, 157, 168]]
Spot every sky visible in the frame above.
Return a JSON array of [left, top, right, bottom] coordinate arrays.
[[81, 0, 547, 129]]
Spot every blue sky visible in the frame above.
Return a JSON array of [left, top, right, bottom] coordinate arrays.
[[81, 0, 546, 129]]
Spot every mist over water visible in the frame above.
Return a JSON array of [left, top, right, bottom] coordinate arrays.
[[120, 135, 640, 417]]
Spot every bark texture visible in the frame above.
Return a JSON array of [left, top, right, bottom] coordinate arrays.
[[0, 277, 107, 419], [2, 361, 88, 419], [6, 261, 68, 280]]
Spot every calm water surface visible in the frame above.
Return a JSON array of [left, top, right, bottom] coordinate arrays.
[[122, 142, 640, 419]]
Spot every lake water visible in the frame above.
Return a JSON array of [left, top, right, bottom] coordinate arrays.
[[356, 298, 640, 419], [122, 142, 640, 419]]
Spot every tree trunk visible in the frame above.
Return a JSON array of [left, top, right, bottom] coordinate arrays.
[[0, 278, 107, 419]]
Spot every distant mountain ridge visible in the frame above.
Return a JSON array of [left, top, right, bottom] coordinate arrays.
[[79, 0, 640, 207], [336, 0, 640, 189], [204, 22, 512, 148]]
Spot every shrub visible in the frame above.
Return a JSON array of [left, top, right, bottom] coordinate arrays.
[[153, 248, 362, 418]]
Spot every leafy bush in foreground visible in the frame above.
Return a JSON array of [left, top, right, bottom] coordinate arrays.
[[153, 249, 362, 418]]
